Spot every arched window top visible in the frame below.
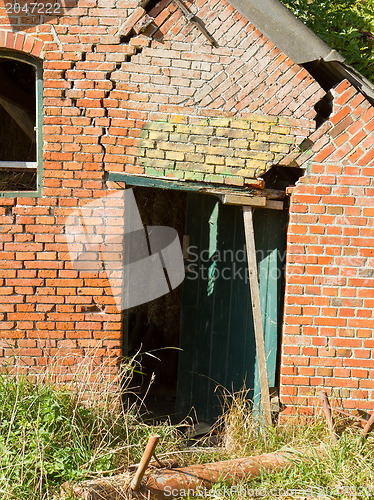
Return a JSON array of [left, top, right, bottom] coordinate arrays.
[[0, 31, 44, 59]]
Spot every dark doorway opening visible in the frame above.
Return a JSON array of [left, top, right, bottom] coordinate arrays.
[[126, 186, 187, 421]]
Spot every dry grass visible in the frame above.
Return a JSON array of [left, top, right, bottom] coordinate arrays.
[[1, 350, 374, 500], [206, 389, 374, 500]]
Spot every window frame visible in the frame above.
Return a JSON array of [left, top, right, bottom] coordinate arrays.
[[0, 50, 43, 198]]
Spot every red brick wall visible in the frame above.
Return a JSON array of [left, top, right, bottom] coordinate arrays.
[[281, 79, 374, 414], [10, 0, 374, 411]]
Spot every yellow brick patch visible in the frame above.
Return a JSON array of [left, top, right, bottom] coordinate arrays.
[[138, 114, 303, 184]]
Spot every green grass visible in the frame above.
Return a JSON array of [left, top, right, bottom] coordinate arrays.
[[279, 0, 374, 83], [206, 432, 374, 499], [0, 356, 184, 500], [0, 363, 374, 500]]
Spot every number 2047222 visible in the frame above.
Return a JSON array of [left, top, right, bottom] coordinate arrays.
[[5, 2, 62, 14]]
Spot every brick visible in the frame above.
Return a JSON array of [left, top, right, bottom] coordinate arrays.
[[5, 31, 15, 50], [23, 35, 35, 53], [330, 115, 354, 138], [314, 144, 335, 162]]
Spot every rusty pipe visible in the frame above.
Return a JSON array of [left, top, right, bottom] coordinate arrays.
[[68, 447, 323, 499], [362, 410, 374, 439], [143, 450, 301, 499], [333, 407, 367, 427], [131, 435, 160, 491], [319, 390, 338, 444]]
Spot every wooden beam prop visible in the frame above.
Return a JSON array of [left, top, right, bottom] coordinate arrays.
[[243, 206, 272, 427]]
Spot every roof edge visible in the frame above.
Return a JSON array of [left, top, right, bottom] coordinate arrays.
[[227, 0, 345, 64]]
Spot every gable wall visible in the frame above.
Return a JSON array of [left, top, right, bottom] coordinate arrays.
[[89, 0, 324, 185]]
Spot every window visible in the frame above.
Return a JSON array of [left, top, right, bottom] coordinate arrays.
[[0, 51, 42, 196]]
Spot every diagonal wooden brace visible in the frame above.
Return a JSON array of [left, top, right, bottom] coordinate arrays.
[[171, 0, 217, 46]]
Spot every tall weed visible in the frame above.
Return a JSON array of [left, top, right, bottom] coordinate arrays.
[[0, 352, 182, 500]]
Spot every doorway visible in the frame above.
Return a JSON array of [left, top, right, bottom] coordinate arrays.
[[125, 185, 288, 423]]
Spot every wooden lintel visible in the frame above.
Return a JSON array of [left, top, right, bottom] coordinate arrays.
[[266, 200, 284, 210], [222, 193, 267, 207], [243, 206, 272, 428], [107, 172, 286, 205]]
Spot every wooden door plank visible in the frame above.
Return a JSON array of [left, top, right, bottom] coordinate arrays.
[[243, 206, 272, 427]]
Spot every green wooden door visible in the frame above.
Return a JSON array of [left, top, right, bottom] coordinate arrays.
[[176, 193, 287, 423]]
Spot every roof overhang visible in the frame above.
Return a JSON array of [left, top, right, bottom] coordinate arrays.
[[227, 0, 345, 64]]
